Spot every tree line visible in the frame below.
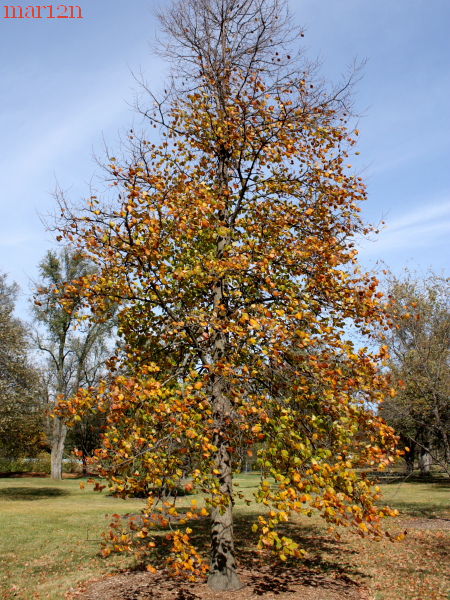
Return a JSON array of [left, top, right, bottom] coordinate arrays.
[[1, 260, 446, 480], [0, 250, 114, 478]]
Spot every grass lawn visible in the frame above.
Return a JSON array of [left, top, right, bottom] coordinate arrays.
[[0, 478, 144, 599], [0, 474, 448, 600]]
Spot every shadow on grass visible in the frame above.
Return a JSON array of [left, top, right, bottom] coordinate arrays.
[[392, 501, 450, 519], [0, 487, 70, 501], [0, 471, 49, 478], [126, 508, 366, 596], [377, 475, 450, 486], [234, 512, 365, 594]]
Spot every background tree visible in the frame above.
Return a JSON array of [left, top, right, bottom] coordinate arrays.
[[57, 0, 400, 590], [33, 249, 115, 480], [380, 271, 449, 476], [65, 334, 111, 475], [0, 273, 44, 460]]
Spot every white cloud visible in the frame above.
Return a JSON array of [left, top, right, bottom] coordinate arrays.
[[358, 198, 450, 256], [387, 200, 450, 231], [1, 82, 129, 184]]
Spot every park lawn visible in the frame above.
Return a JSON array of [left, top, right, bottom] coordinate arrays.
[[0, 474, 448, 600], [0, 478, 145, 599]]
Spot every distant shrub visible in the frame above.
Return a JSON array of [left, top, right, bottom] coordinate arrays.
[[0, 452, 51, 474], [63, 457, 82, 474]]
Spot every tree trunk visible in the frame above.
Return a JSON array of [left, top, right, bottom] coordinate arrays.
[[419, 448, 432, 477], [404, 447, 415, 474], [208, 439, 241, 591], [81, 454, 88, 476], [207, 160, 241, 590], [207, 325, 241, 590], [206, 16, 243, 586], [51, 417, 67, 480]]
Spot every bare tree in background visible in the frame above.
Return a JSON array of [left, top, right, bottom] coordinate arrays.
[[33, 249, 115, 480]]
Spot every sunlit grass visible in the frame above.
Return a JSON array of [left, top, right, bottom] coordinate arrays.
[[378, 479, 450, 519], [0, 478, 144, 599]]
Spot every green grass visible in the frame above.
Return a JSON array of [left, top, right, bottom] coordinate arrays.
[[0, 478, 144, 599], [0, 474, 448, 600], [378, 479, 450, 519]]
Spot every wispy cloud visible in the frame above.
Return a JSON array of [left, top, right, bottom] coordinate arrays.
[[358, 198, 450, 256], [362, 131, 450, 179], [0, 81, 129, 185], [387, 200, 450, 231]]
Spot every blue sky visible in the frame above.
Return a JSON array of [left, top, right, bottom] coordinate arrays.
[[1, 0, 449, 318]]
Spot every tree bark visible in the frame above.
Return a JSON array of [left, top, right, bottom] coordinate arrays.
[[404, 442, 415, 474], [419, 448, 432, 477], [51, 416, 67, 480], [207, 136, 241, 588], [207, 267, 242, 589], [81, 454, 88, 476], [208, 423, 241, 591]]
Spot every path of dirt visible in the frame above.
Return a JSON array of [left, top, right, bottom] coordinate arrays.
[[66, 565, 372, 600]]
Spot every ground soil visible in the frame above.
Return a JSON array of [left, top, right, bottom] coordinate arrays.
[[66, 564, 372, 600]]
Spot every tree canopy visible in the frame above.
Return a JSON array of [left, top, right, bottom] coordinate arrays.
[[380, 271, 449, 475], [33, 248, 115, 479], [56, 0, 401, 590], [0, 274, 43, 459]]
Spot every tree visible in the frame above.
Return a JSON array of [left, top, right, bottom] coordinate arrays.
[[380, 271, 449, 476], [56, 0, 401, 590], [33, 249, 114, 480], [65, 334, 111, 475], [0, 274, 44, 459]]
